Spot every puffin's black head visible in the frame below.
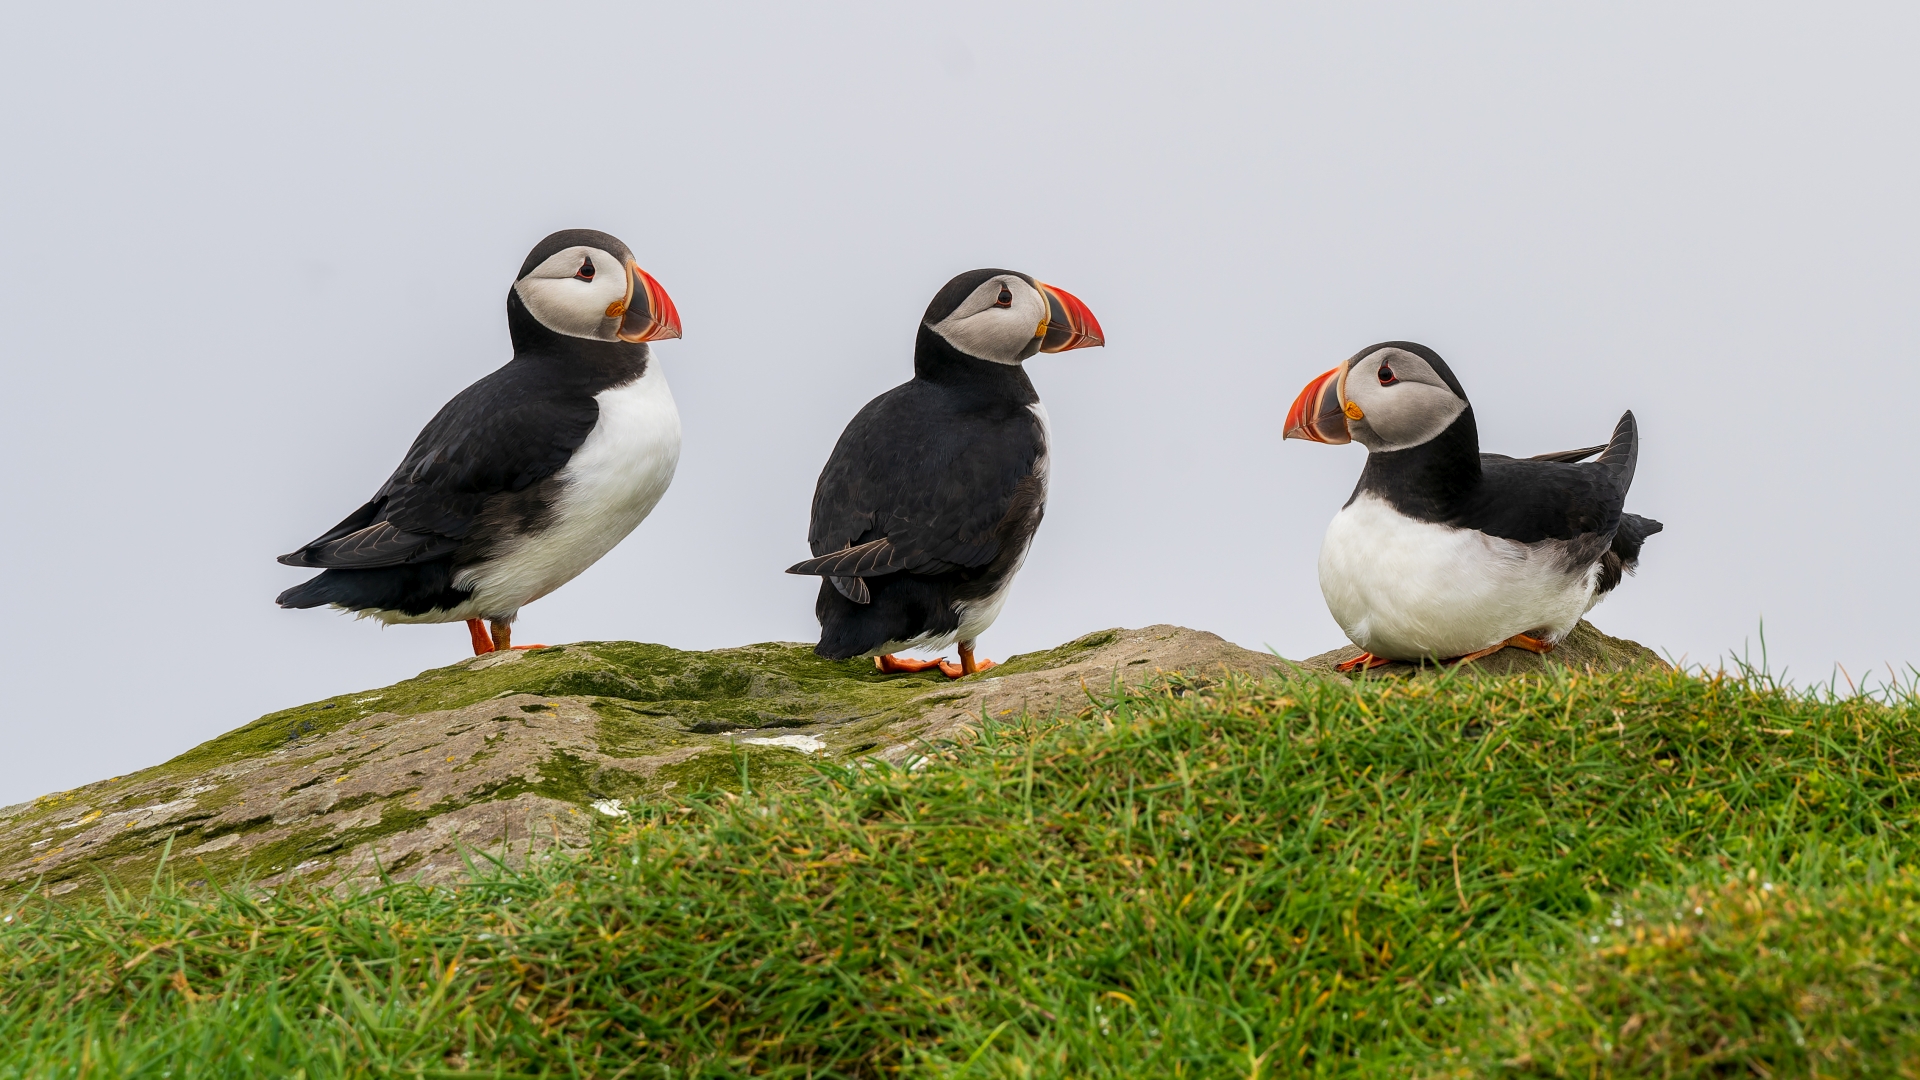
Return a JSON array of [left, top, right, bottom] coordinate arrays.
[[510, 229, 681, 345], [922, 268, 1104, 364], [1284, 341, 1469, 452]]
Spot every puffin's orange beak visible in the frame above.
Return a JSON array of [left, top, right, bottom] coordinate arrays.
[[1034, 282, 1104, 353], [615, 259, 682, 342], [1284, 364, 1352, 444]]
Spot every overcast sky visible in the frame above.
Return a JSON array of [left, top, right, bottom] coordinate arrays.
[[2, 3, 1916, 805]]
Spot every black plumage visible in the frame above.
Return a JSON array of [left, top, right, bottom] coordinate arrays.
[[788, 270, 1054, 662], [277, 229, 652, 621], [1346, 343, 1662, 596]]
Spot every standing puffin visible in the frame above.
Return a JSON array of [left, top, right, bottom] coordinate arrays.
[[276, 229, 683, 655], [787, 269, 1104, 677], [1284, 341, 1662, 670]]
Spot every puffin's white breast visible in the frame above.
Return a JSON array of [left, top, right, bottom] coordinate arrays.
[[459, 361, 682, 616], [1318, 492, 1599, 660]]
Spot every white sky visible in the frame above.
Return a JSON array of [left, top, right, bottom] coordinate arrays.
[[3, 3, 1917, 804]]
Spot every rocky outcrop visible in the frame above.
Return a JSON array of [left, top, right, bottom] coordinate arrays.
[[0, 621, 1664, 901], [0, 627, 1288, 898]]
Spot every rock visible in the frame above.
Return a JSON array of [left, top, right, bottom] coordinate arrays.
[[1294, 619, 1668, 678], [0, 626, 1286, 899]]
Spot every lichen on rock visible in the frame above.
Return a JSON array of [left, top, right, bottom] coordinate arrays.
[[0, 622, 1667, 901], [0, 626, 1292, 900]]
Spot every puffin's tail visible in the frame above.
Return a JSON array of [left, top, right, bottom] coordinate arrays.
[[1596, 513, 1664, 595], [275, 562, 470, 617], [1614, 513, 1664, 562], [1595, 410, 1640, 492]]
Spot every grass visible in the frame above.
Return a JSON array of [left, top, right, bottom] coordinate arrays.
[[2, 665, 1918, 1077]]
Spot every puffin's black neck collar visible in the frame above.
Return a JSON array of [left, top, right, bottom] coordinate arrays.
[[911, 324, 1039, 403], [506, 289, 651, 383], [1350, 407, 1483, 518]]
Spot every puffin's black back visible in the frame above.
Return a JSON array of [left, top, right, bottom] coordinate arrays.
[[276, 236, 652, 618], [1348, 348, 1662, 595], [799, 317, 1049, 660]]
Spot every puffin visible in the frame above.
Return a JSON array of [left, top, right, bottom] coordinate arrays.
[[1284, 341, 1662, 670], [786, 269, 1104, 677], [276, 229, 683, 655]]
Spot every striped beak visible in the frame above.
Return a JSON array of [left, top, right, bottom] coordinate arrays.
[[614, 260, 682, 343], [1284, 363, 1352, 444], [1034, 282, 1104, 353]]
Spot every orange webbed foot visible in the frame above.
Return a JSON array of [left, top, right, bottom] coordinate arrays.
[[1451, 632, 1558, 665], [939, 641, 996, 679], [876, 654, 947, 674], [1336, 651, 1392, 672], [1507, 633, 1555, 654]]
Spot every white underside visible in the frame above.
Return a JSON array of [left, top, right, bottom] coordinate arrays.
[[868, 402, 1049, 657], [369, 361, 681, 625], [1318, 492, 1603, 660]]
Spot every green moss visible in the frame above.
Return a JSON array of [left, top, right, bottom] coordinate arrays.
[[653, 743, 817, 797], [987, 628, 1125, 677], [0, 631, 1265, 904]]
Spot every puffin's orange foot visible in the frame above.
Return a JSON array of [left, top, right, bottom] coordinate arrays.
[[1336, 651, 1392, 672], [876, 654, 947, 674], [1507, 633, 1555, 654], [940, 641, 995, 679], [936, 657, 996, 679], [467, 618, 495, 655], [1451, 633, 1557, 665], [510, 644, 549, 651]]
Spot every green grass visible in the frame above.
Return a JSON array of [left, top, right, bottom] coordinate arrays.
[[3, 666, 1918, 1077]]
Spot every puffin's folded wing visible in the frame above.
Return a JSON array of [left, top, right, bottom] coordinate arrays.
[[278, 519, 460, 569], [376, 381, 599, 537], [1528, 443, 1608, 464], [796, 382, 1046, 583], [786, 536, 959, 578]]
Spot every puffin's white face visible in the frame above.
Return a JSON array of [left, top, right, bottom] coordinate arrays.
[[1340, 347, 1467, 452], [927, 274, 1052, 365], [514, 246, 630, 341], [1285, 345, 1467, 451]]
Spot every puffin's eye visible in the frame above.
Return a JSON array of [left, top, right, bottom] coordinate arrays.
[[993, 286, 1013, 308], [575, 258, 595, 282], [1377, 361, 1398, 386]]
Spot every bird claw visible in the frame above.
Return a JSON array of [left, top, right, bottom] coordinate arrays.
[[1336, 651, 1392, 672]]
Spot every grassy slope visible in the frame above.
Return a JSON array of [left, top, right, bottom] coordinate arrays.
[[2, 667, 1917, 1078]]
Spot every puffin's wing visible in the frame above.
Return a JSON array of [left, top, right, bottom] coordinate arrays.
[[1469, 411, 1641, 547], [1527, 443, 1608, 464], [785, 535, 960, 578], [790, 385, 1041, 578], [278, 361, 599, 568], [276, 513, 459, 569]]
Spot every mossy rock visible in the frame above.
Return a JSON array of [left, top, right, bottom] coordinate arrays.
[[0, 626, 1290, 900], [1296, 619, 1667, 678]]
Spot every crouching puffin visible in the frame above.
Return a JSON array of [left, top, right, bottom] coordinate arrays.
[[276, 229, 683, 655], [1284, 341, 1662, 670], [787, 269, 1104, 677]]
